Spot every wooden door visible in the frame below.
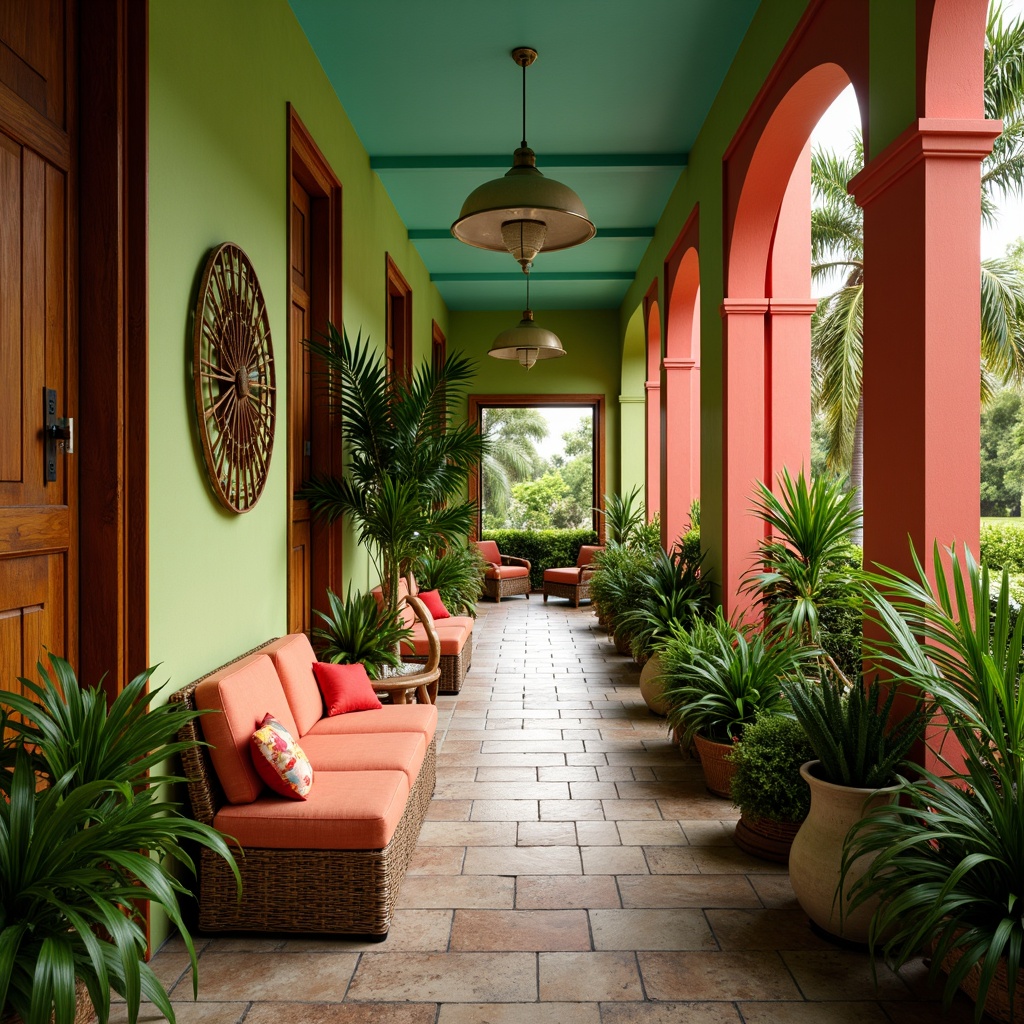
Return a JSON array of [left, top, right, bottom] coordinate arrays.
[[0, 0, 77, 695]]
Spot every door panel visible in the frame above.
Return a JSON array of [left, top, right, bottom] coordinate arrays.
[[0, 0, 75, 696]]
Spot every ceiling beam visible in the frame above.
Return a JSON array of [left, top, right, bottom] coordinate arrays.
[[431, 271, 635, 282], [409, 227, 654, 240], [371, 153, 687, 171]]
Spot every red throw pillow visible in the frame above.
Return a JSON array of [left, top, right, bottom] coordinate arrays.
[[250, 713, 314, 800], [312, 662, 383, 716], [418, 589, 450, 620]]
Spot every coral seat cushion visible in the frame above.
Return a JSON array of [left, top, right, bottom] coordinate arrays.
[[304, 702, 437, 741], [577, 545, 603, 567], [401, 624, 468, 656], [265, 633, 323, 736], [312, 662, 383, 716], [544, 567, 582, 585], [485, 564, 529, 580], [418, 589, 450, 620], [474, 540, 501, 564], [250, 713, 314, 800]]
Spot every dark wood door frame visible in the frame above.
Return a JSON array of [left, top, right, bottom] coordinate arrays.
[[467, 394, 606, 540], [78, 0, 148, 700], [288, 105, 344, 626], [385, 253, 412, 381]]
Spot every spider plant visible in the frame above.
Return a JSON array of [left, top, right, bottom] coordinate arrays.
[[587, 543, 655, 650], [841, 544, 1024, 1023], [301, 325, 488, 617], [597, 486, 644, 546], [0, 655, 240, 1024], [414, 542, 487, 616], [742, 468, 863, 644], [661, 613, 809, 746], [311, 583, 414, 679]]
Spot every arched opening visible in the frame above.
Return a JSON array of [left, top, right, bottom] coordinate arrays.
[[620, 304, 647, 504], [663, 211, 701, 549]]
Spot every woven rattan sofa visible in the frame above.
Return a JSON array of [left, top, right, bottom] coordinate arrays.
[[542, 545, 604, 607], [472, 539, 532, 602], [170, 632, 436, 938]]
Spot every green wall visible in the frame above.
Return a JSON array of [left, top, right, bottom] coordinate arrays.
[[148, 0, 448, 944], [448, 309, 623, 495]]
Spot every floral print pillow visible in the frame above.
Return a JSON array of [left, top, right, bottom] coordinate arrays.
[[250, 713, 314, 800]]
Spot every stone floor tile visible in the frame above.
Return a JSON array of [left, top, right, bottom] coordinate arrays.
[[470, 799, 539, 821], [538, 765, 598, 782], [780, 950, 913, 1001], [618, 875, 761, 909], [590, 909, 717, 951], [475, 766, 538, 781], [407, 845, 466, 875], [463, 844, 582, 875], [516, 874, 622, 910], [441, 781, 568, 800], [642, 846, 699, 874], [518, 820, 577, 846], [450, 909, 591, 951], [580, 845, 650, 875], [689, 846, 786, 874], [601, 799, 664, 820], [638, 950, 803, 1001], [736, 1003, 891, 1024], [540, 798, 605, 820], [574, 820, 621, 846], [106, 1005, 249, 1024], [440, 752, 569, 767], [437, 1004, 601, 1024], [427, 799, 473, 820], [680, 821, 737, 846], [569, 781, 619, 799], [282, 910, 453, 953], [419, 821, 517, 846], [538, 951, 643, 1001], [565, 753, 610, 766], [879, 998, 979, 1024], [747, 874, 801, 909], [347, 951, 536, 1002], [657, 796, 741, 820], [598, 1004, 742, 1024], [398, 875, 515, 909], [705, 909, 833, 951], [173, 951, 359, 1001], [616, 820, 687, 846]]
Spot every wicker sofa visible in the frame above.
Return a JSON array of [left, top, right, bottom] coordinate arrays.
[[171, 632, 436, 938]]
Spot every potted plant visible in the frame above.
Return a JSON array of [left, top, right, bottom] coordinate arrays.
[[661, 613, 810, 797], [841, 545, 1024, 1023], [587, 542, 655, 655], [414, 542, 487, 616], [729, 712, 815, 863], [784, 663, 923, 942], [301, 325, 488, 620], [596, 485, 645, 546], [311, 583, 414, 679], [0, 655, 240, 1024]]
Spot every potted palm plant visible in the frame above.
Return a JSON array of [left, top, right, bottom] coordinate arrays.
[[0, 655, 240, 1024], [301, 325, 487, 619], [414, 542, 487, 617], [587, 542, 656, 654], [661, 612, 810, 797], [729, 712, 815, 863], [842, 545, 1024, 1023]]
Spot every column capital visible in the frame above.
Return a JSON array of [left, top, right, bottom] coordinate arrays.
[[618, 394, 644, 405], [721, 297, 769, 318], [644, 380, 661, 392], [663, 359, 697, 370], [850, 117, 1001, 207], [768, 299, 818, 316]]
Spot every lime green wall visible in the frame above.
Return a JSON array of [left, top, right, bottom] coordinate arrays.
[[148, 0, 447, 943], [448, 309, 622, 493], [620, 304, 647, 499]]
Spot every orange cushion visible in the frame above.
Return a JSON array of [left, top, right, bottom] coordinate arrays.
[[196, 654, 299, 805], [298, 731, 426, 785], [401, 623, 468, 656], [303, 702, 436, 742], [544, 567, 581, 585], [213, 770, 409, 850], [577, 545, 604, 567], [444, 615, 475, 631], [312, 662, 383, 716], [485, 564, 529, 580], [371, 579, 411, 609], [474, 540, 501, 564], [418, 589, 450, 620], [265, 633, 323, 736]]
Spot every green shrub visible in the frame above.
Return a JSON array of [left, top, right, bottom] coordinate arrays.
[[980, 518, 1024, 572], [481, 528, 599, 589], [817, 544, 863, 678], [729, 713, 814, 824], [415, 542, 486, 615], [678, 527, 701, 566], [588, 543, 656, 643]]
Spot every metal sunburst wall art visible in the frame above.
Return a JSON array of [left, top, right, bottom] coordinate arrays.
[[192, 242, 276, 513]]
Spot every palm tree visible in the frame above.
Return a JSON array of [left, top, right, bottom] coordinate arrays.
[[481, 407, 547, 520], [301, 325, 488, 615], [811, 3, 1024, 536]]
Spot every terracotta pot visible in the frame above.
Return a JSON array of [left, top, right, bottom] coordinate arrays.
[[692, 733, 737, 798], [638, 652, 669, 715], [734, 813, 802, 864], [937, 936, 1024, 1023], [788, 761, 899, 942], [612, 631, 632, 656]]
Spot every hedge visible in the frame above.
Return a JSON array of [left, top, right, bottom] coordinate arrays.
[[980, 520, 1024, 573], [481, 528, 599, 590]]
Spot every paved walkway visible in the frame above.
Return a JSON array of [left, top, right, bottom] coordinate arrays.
[[129, 598, 977, 1023]]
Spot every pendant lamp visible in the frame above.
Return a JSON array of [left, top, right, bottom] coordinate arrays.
[[452, 48, 595, 273], [488, 275, 565, 370]]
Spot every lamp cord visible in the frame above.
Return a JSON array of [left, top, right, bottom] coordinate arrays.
[[521, 57, 527, 148]]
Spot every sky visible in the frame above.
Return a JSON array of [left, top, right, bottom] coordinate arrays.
[[811, 0, 1024, 264]]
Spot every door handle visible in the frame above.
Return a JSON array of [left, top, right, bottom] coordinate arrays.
[[43, 387, 74, 484]]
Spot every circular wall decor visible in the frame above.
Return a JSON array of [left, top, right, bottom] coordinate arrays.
[[192, 242, 276, 513]]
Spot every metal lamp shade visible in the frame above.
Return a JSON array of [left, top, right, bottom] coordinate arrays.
[[488, 309, 566, 370], [452, 147, 595, 256]]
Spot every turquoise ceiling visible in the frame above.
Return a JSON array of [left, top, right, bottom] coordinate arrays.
[[288, 0, 762, 311]]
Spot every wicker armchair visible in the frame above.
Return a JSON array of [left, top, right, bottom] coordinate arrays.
[[542, 544, 604, 606], [472, 539, 532, 602]]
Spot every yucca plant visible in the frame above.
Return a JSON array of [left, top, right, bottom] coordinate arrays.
[[597, 486, 644, 546], [415, 543, 487, 616], [661, 615, 810, 746], [840, 544, 1024, 1023], [0, 655, 240, 1024], [742, 468, 863, 644], [311, 584, 414, 679]]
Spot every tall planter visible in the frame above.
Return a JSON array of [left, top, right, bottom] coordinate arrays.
[[788, 761, 898, 942], [638, 652, 669, 715], [692, 733, 737, 799]]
